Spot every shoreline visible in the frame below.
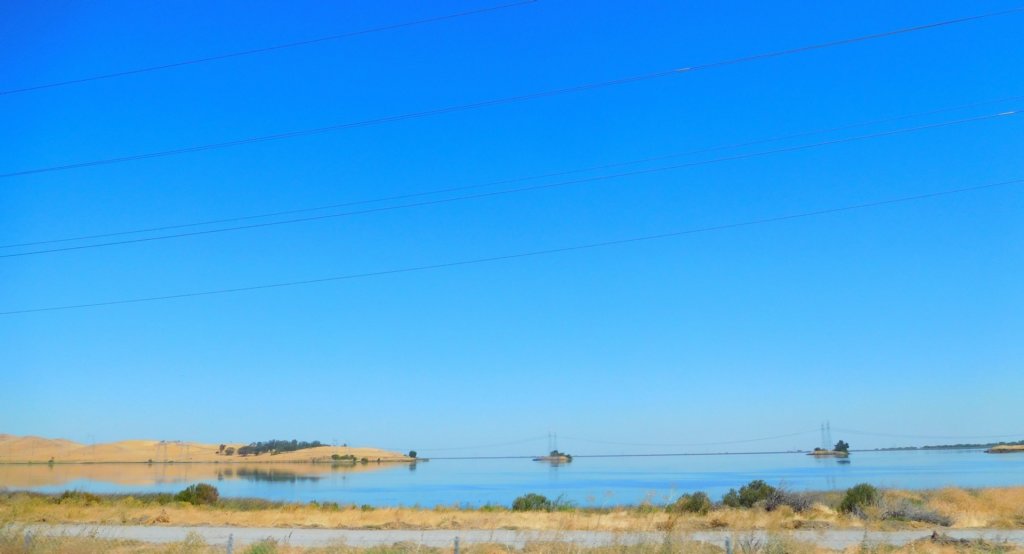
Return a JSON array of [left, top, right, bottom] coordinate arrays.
[[0, 459, 418, 466]]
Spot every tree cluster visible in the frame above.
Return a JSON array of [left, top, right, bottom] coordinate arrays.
[[236, 439, 323, 456]]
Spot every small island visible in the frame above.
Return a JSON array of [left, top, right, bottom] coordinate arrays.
[[807, 440, 850, 458], [533, 449, 572, 463]]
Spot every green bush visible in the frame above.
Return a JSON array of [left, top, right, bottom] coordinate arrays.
[[839, 483, 878, 514], [512, 493, 553, 511], [722, 480, 777, 508], [56, 490, 101, 505], [244, 540, 278, 554], [668, 491, 712, 514], [175, 483, 220, 506]]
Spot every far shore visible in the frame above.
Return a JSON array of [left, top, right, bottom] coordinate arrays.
[[987, 444, 1024, 454], [0, 433, 414, 465]]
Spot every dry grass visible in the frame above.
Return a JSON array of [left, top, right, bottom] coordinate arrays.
[[986, 445, 1024, 454], [3, 487, 1024, 533], [0, 434, 409, 465]]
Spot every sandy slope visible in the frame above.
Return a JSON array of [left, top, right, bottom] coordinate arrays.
[[987, 444, 1024, 454], [0, 434, 411, 463]]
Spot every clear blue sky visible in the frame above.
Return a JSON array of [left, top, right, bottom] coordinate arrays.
[[1, 1, 1022, 455]]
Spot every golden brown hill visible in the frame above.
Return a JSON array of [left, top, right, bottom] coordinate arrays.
[[987, 444, 1024, 454], [0, 434, 412, 464]]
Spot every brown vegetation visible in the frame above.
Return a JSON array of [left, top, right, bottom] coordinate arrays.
[[0, 434, 410, 464], [2, 486, 1024, 532], [987, 444, 1024, 454]]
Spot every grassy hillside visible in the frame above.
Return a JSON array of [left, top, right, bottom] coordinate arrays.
[[0, 434, 411, 464]]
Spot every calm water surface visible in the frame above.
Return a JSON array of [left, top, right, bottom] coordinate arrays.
[[2, 450, 1022, 507]]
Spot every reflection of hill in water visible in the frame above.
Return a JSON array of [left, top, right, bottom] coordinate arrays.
[[0, 462, 406, 489], [226, 467, 321, 483]]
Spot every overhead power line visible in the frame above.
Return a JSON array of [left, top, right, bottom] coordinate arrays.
[[3, 177, 1021, 316], [3, 6, 1021, 180], [412, 436, 549, 452], [831, 428, 1024, 440], [0, 0, 538, 96], [560, 430, 819, 448], [1, 110, 1016, 259], [4, 94, 1020, 252]]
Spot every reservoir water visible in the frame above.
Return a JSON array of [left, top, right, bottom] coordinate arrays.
[[2, 450, 1022, 507]]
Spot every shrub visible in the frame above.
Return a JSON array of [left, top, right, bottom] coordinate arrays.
[[244, 540, 278, 554], [722, 480, 777, 508], [834, 440, 850, 453], [839, 483, 878, 514], [224, 447, 235, 456], [56, 490, 101, 505], [512, 493, 553, 511], [175, 483, 220, 506], [764, 488, 813, 512], [669, 491, 712, 514], [408, 450, 417, 458], [881, 500, 952, 526]]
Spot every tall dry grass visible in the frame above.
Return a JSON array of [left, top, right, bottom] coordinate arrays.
[[2, 486, 1023, 534]]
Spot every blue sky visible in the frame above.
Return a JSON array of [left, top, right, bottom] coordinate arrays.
[[1, 1, 1022, 456]]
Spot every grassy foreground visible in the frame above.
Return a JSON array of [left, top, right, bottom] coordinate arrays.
[[2, 486, 1024, 532]]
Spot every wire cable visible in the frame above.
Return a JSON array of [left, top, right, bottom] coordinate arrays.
[[3, 6, 1021, 179], [2, 110, 1016, 259], [831, 428, 1024, 440], [0, 0, 538, 96], [3, 177, 1021, 316], [4, 93, 1020, 251], [560, 430, 819, 448], [412, 436, 549, 452]]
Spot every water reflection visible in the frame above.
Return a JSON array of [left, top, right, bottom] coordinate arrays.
[[0, 462, 400, 489], [1, 450, 1022, 508]]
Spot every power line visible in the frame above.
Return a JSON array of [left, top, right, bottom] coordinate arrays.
[[4, 93, 1020, 252], [3, 6, 1021, 180], [0, 0, 538, 97], [3, 177, 1021, 316], [411, 436, 549, 452], [560, 430, 819, 448], [2, 110, 1016, 259], [832, 428, 1024, 440]]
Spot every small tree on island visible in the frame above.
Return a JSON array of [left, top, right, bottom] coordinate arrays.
[[408, 450, 417, 458], [834, 440, 850, 453]]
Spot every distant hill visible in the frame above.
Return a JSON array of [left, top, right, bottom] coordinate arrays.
[[987, 444, 1024, 454], [0, 434, 411, 464], [871, 440, 1024, 452]]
